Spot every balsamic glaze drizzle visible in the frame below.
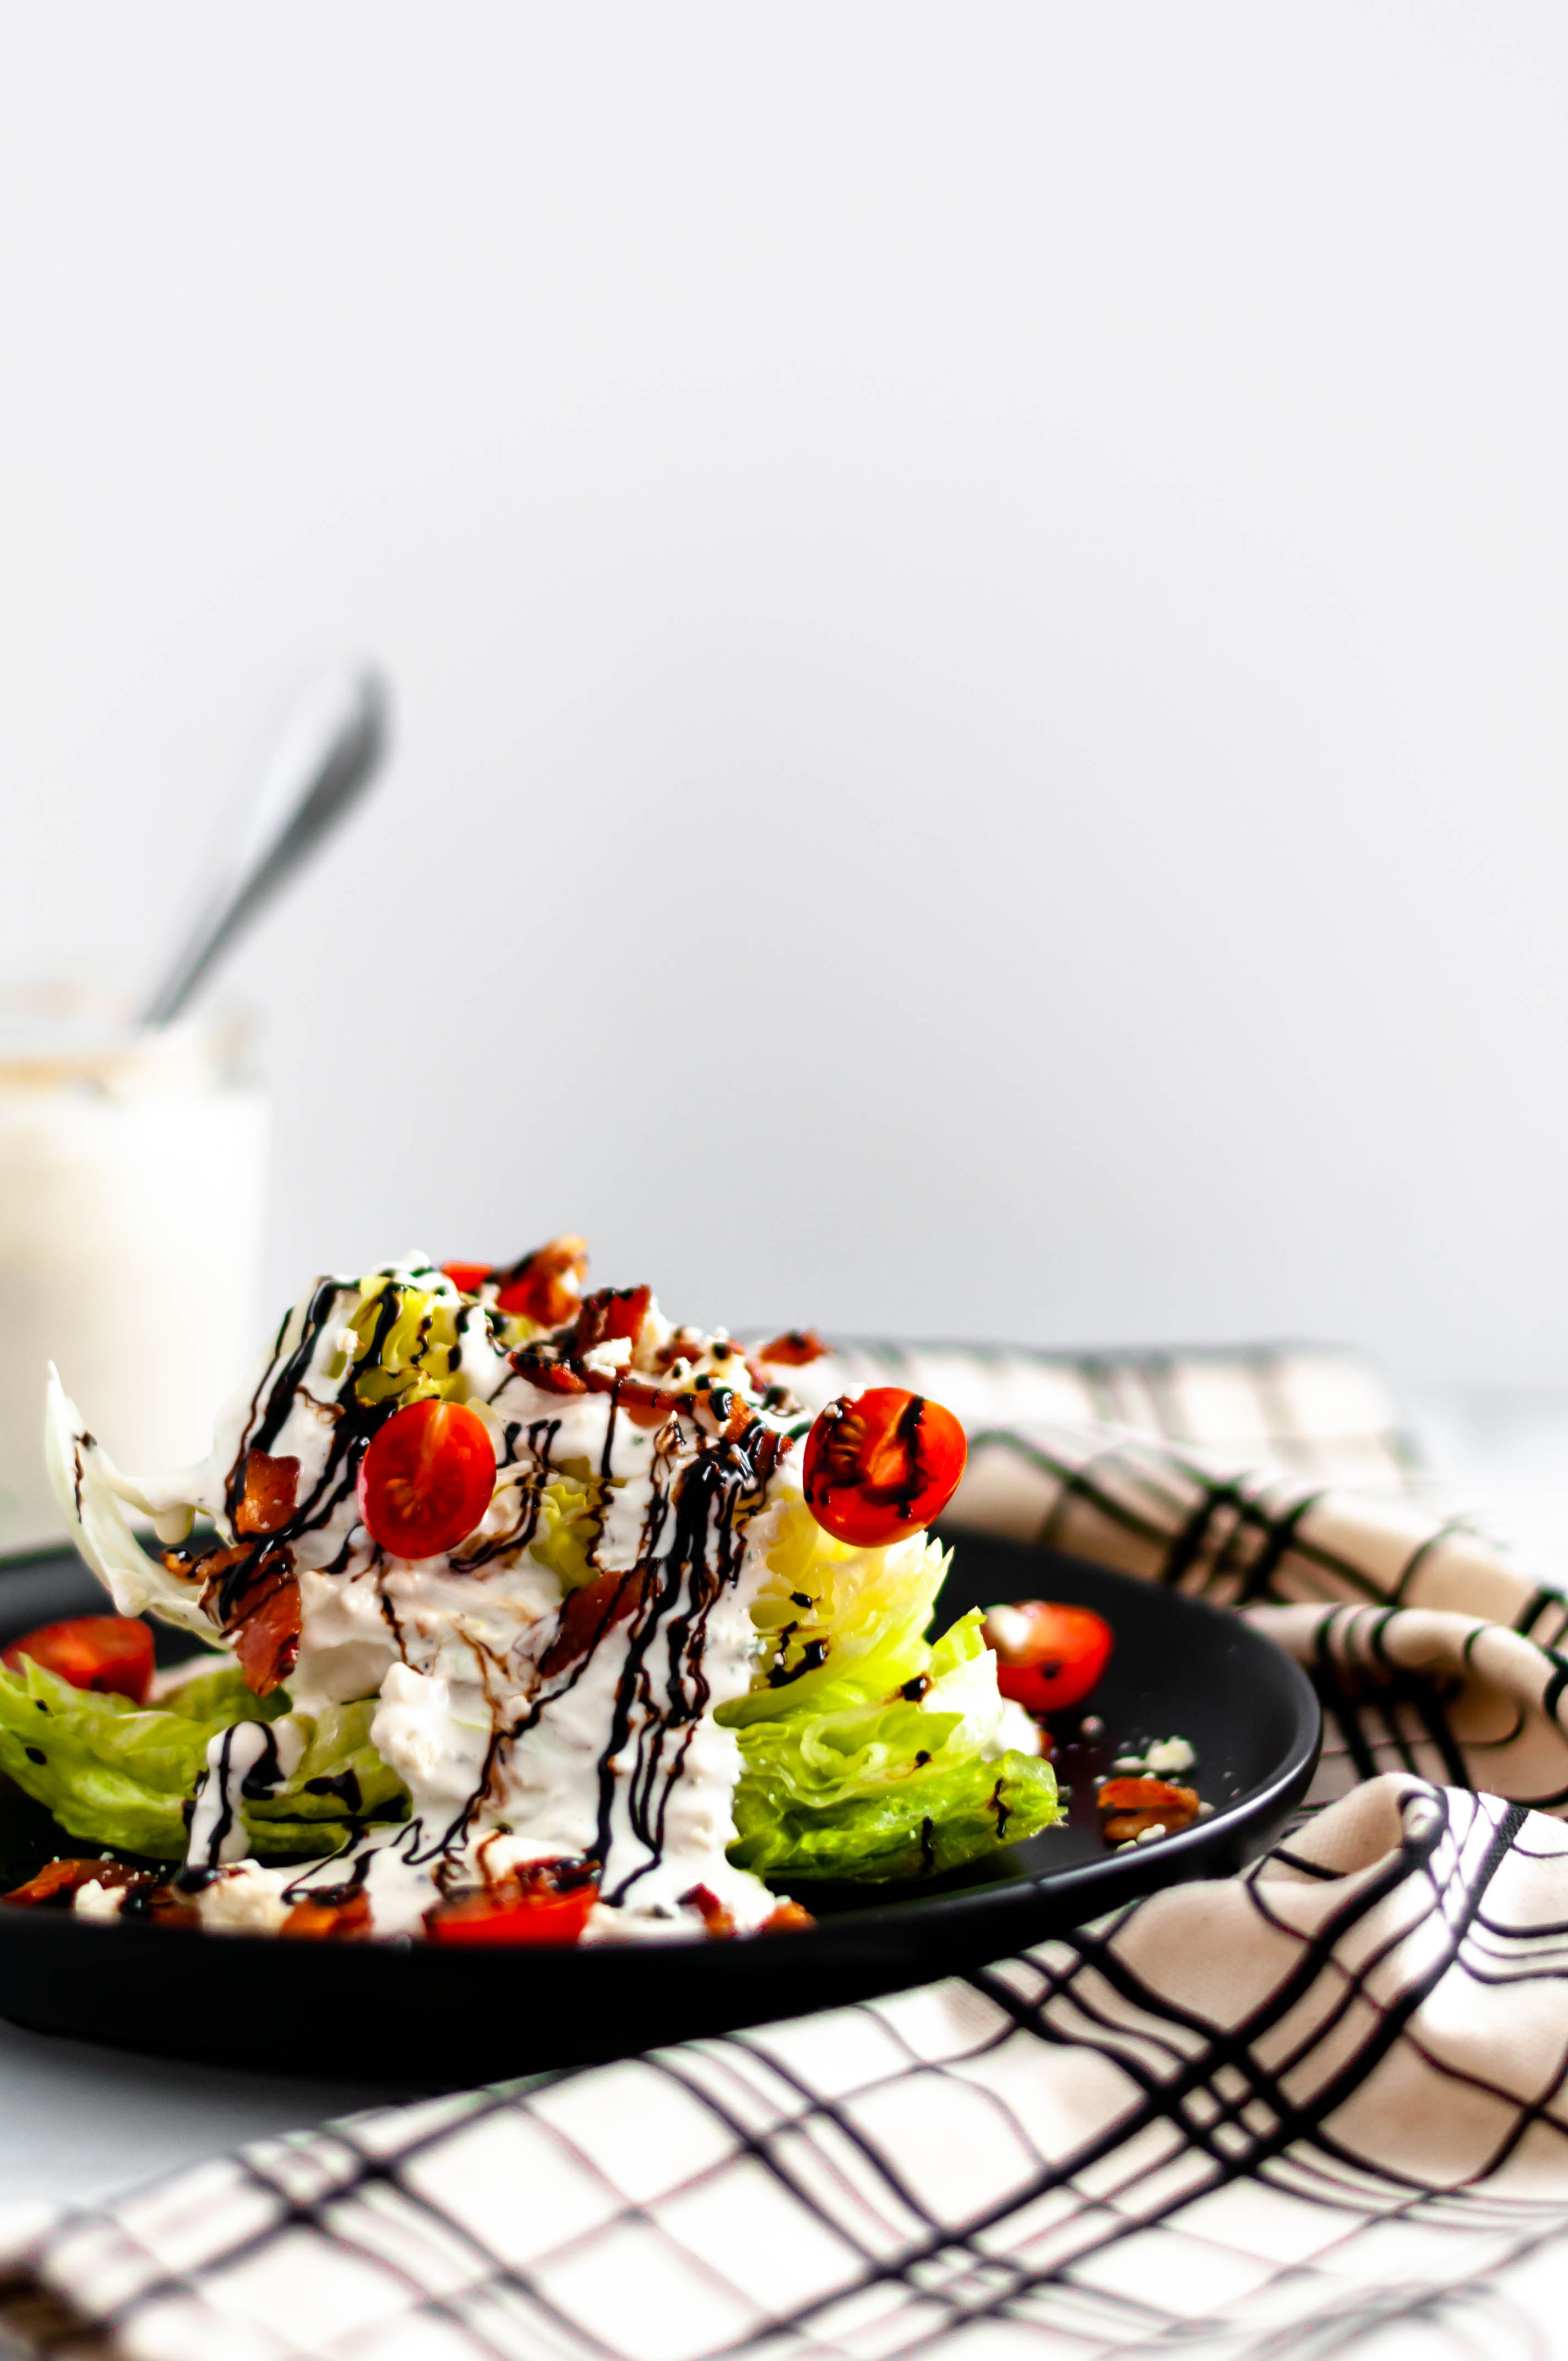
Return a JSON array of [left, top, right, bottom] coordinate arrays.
[[138, 1265, 812, 1917]]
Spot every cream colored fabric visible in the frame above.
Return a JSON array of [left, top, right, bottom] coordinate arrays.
[[9, 1344, 1568, 2360]]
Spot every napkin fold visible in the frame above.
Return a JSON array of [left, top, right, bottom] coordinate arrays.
[[8, 1341, 1568, 2361]]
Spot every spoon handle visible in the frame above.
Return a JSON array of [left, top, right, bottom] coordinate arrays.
[[139, 668, 391, 1029]]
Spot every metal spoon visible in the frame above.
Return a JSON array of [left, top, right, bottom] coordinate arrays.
[[138, 666, 391, 1028]]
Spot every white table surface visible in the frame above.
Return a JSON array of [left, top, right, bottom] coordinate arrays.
[[4, 1384, 1567, 2235]]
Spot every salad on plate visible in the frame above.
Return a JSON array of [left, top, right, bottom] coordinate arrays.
[[1, 1239, 1068, 1945]]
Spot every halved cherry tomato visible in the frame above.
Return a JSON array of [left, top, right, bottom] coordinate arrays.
[[2, 1615, 154, 1704], [802, 1388, 966, 1548], [426, 1865, 597, 1947], [441, 1262, 492, 1296], [982, 1600, 1113, 1712], [357, 1397, 496, 1560]]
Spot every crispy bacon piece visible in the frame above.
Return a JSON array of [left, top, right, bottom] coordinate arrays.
[[199, 1549, 301, 1697], [133, 1886, 203, 1929], [493, 1236, 589, 1328], [162, 1534, 300, 1695], [235, 1450, 301, 1537], [1097, 1777, 1200, 1845], [509, 1345, 589, 1396], [575, 1285, 651, 1358], [615, 1375, 684, 1429], [3, 1858, 148, 1908], [761, 1898, 815, 1934], [758, 1329, 827, 1367], [680, 1883, 737, 1939], [538, 1565, 649, 1679], [652, 1328, 706, 1372], [280, 1892, 373, 1940], [231, 1569, 302, 1696], [162, 1537, 247, 1587], [689, 1385, 758, 1445]]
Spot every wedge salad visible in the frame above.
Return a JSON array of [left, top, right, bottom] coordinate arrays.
[[2, 1241, 1063, 1943]]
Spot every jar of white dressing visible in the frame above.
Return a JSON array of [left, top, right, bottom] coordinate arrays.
[[0, 985, 268, 1555]]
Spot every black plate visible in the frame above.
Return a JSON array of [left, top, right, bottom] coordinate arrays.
[[0, 1531, 1319, 2086]]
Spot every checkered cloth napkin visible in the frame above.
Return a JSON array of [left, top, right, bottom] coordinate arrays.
[[8, 1341, 1568, 2361]]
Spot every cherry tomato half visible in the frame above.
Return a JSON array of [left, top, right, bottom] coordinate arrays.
[[1, 1615, 154, 1704], [802, 1388, 967, 1549], [426, 1868, 597, 1947], [440, 1262, 492, 1296], [982, 1600, 1113, 1713], [357, 1397, 496, 1560]]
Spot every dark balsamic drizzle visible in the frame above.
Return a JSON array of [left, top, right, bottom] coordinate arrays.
[[385, 1394, 790, 1908], [113, 1261, 814, 1921], [177, 1720, 298, 1890]]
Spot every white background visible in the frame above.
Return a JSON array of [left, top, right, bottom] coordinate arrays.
[[4, 4, 1566, 1389]]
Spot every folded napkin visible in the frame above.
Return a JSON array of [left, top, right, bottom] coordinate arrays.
[[8, 1342, 1568, 2361]]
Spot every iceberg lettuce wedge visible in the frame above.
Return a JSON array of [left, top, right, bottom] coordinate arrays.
[[0, 1656, 407, 1862], [722, 1505, 1061, 1880]]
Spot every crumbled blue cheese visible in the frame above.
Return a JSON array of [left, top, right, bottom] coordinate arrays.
[[1112, 1735, 1196, 1777]]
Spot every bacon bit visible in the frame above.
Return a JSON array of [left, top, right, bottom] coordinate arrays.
[[280, 1892, 374, 1940], [680, 1884, 737, 1939], [165, 1536, 300, 1693], [748, 1427, 789, 1484], [203, 1552, 301, 1697], [1097, 1777, 1200, 1845], [232, 1576, 301, 1696], [761, 1898, 815, 1934], [3, 1858, 149, 1908], [615, 1375, 684, 1430], [758, 1329, 827, 1367], [575, 1285, 651, 1358], [494, 1236, 590, 1328], [690, 1387, 756, 1445], [235, 1451, 300, 1537], [653, 1329, 706, 1372], [509, 1345, 589, 1397], [163, 1537, 248, 1587], [135, 1886, 203, 1930], [539, 1566, 649, 1678]]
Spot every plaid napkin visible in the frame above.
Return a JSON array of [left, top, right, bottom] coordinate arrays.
[[8, 1341, 1568, 2361]]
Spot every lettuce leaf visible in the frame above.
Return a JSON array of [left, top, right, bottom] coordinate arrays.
[[722, 1505, 1062, 1880], [730, 1747, 1058, 1880], [0, 1656, 407, 1863], [5, 1499, 1057, 1890]]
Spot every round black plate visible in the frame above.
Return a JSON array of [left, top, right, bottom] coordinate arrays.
[[0, 1531, 1319, 2085]]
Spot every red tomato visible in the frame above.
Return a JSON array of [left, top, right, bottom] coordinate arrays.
[[426, 1869, 597, 1947], [983, 1601, 1113, 1712], [1, 1615, 154, 1704], [358, 1397, 496, 1560], [441, 1262, 492, 1296], [802, 1388, 967, 1548]]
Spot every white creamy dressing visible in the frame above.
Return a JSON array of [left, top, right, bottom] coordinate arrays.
[[186, 1715, 308, 1872], [45, 1262, 808, 1939]]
